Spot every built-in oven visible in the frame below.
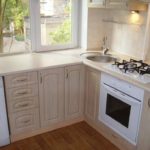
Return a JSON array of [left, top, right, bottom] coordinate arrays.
[[99, 73, 144, 145]]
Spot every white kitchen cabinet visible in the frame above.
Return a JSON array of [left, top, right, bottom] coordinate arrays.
[[106, 0, 127, 9], [85, 67, 100, 121], [5, 71, 40, 139], [39, 68, 65, 127], [65, 65, 84, 120], [88, 0, 106, 8], [137, 91, 150, 150]]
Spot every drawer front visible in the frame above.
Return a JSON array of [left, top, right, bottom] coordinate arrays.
[[9, 109, 40, 135], [8, 96, 39, 112], [6, 84, 38, 101], [5, 71, 38, 88]]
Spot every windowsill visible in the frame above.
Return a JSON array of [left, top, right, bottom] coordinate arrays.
[[0, 51, 31, 57]]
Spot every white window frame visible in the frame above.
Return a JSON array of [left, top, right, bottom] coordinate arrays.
[[30, 0, 79, 52]]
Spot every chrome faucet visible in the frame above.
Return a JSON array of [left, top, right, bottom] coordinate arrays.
[[101, 36, 109, 55], [103, 48, 109, 55]]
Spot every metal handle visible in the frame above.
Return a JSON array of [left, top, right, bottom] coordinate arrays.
[[66, 69, 69, 79], [23, 120, 30, 124], [40, 73, 42, 84], [17, 78, 27, 82], [17, 91, 28, 95], [148, 98, 150, 108], [17, 103, 29, 108]]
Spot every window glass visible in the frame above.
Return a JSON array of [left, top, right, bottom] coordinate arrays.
[[40, 0, 72, 46], [0, 0, 30, 54]]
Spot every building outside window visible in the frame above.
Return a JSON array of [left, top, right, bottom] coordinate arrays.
[[0, 0, 79, 54]]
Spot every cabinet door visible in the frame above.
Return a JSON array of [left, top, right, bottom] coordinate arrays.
[[137, 91, 150, 150], [85, 67, 100, 121], [106, 0, 127, 8], [65, 65, 84, 120], [88, 0, 106, 8], [39, 68, 65, 127]]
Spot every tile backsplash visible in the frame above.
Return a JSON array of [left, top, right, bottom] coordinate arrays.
[[87, 8, 149, 60]]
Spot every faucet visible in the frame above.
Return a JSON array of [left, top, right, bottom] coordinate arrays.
[[103, 48, 110, 55], [101, 36, 109, 55]]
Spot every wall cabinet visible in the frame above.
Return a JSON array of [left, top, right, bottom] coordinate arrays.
[[85, 67, 100, 121], [88, 0, 105, 8], [65, 65, 84, 120], [88, 0, 127, 8], [39, 68, 65, 127], [106, 0, 127, 9]]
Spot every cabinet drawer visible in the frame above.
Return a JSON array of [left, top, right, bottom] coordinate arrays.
[[6, 84, 38, 101], [7, 96, 39, 112], [5, 71, 38, 88], [9, 109, 40, 135]]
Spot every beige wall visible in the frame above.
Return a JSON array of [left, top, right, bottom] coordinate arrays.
[[87, 8, 107, 51], [87, 8, 149, 60]]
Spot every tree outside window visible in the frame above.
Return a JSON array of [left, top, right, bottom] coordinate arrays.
[[0, 0, 29, 53]]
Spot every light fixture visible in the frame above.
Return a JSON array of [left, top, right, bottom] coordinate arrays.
[[131, 10, 139, 14]]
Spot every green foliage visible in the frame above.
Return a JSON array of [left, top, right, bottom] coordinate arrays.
[[49, 19, 71, 44], [15, 34, 24, 41], [4, 0, 29, 35]]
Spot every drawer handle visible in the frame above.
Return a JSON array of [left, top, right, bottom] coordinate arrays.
[[17, 103, 29, 108], [17, 92, 28, 95], [23, 120, 30, 124], [16, 78, 28, 82]]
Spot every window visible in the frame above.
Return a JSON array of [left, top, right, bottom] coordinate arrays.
[[0, 0, 79, 54], [0, 0, 30, 54], [31, 0, 79, 51]]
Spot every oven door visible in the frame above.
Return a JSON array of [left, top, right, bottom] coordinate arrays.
[[99, 83, 141, 144]]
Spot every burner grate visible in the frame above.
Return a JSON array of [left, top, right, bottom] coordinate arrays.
[[113, 59, 150, 75]]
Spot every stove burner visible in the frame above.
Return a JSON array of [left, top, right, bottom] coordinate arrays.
[[113, 59, 150, 75]]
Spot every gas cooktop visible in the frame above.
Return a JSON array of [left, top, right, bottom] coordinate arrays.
[[106, 59, 150, 84]]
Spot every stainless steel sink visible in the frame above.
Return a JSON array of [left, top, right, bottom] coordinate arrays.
[[86, 55, 117, 63]]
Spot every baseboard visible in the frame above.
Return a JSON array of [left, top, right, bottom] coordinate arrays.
[[11, 116, 84, 142]]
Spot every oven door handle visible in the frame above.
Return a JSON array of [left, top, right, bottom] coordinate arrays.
[[102, 83, 141, 103]]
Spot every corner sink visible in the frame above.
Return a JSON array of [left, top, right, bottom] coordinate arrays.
[[86, 55, 117, 63]]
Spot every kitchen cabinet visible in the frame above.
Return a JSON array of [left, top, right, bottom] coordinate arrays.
[[88, 0, 127, 8], [65, 65, 84, 120], [88, 0, 105, 8], [106, 0, 127, 9], [85, 67, 100, 121], [137, 91, 150, 150], [39, 68, 65, 127], [5, 71, 40, 138]]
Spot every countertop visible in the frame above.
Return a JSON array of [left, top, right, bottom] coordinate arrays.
[[0, 49, 149, 92]]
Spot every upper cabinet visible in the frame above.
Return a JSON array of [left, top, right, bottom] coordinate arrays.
[[106, 0, 127, 9], [88, 0, 106, 8], [88, 0, 127, 8], [88, 0, 147, 10]]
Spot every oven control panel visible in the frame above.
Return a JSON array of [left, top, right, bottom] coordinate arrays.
[[101, 73, 144, 101]]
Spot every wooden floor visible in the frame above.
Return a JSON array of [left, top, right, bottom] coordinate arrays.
[[0, 122, 119, 150]]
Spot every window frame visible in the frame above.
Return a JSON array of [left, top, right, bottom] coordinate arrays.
[[30, 0, 79, 52]]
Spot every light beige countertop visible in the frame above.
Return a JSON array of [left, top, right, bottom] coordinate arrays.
[[0, 52, 82, 76], [0, 49, 149, 92]]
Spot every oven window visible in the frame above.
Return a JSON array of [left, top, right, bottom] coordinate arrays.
[[106, 94, 131, 128]]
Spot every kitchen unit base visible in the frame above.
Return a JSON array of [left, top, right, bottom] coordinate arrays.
[[10, 116, 84, 142], [85, 117, 136, 150]]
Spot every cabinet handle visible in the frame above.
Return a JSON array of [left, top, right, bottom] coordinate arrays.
[[40, 73, 42, 84], [66, 69, 69, 79], [17, 103, 29, 108], [17, 91, 28, 95], [23, 120, 30, 124], [16, 78, 27, 82], [148, 98, 150, 108]]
